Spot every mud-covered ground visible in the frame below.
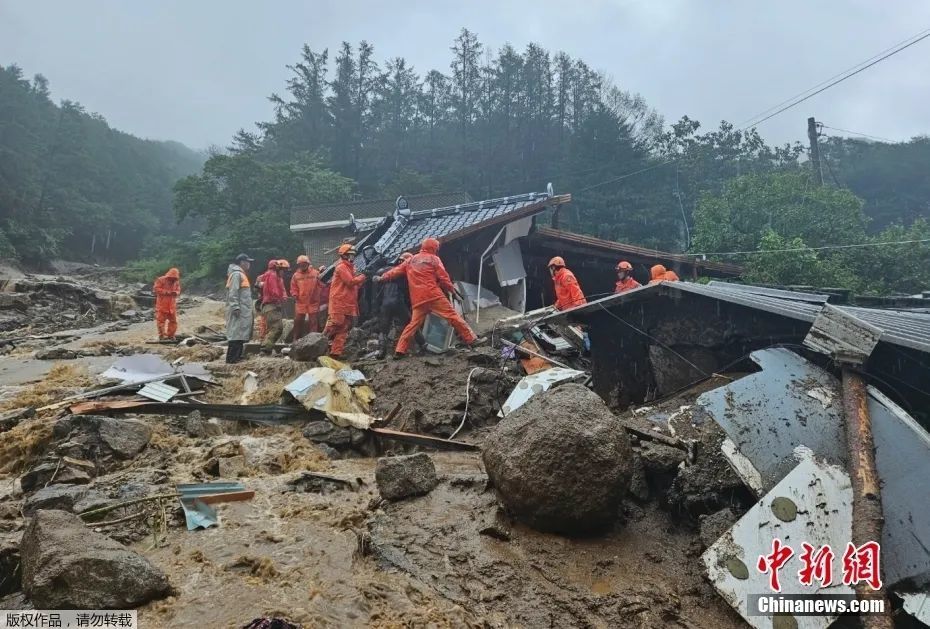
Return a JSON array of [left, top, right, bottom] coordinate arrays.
[[0, 281, 751, 628]]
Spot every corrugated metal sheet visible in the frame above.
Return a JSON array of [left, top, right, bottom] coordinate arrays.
[[547, 281, 930, 354], [137, 381, 179, 402], [705, 281, 829, 303]]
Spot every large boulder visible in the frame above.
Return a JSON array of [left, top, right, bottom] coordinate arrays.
[[21, 510, 171, 608], [375, 453, 438, 501], [22, 485, 110, 517], [482, 383, 633, 535], [51, 415, 151, 465], [290, 332, 330, 362]]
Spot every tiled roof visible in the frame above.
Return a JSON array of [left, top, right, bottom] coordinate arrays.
[[290, 191, 473, 229], [354, 192, 568, 272]]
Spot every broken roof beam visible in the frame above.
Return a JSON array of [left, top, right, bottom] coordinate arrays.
[[529, 227, 742, 277]]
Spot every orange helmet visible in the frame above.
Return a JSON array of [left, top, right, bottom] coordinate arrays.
[[337, 244, 357, 257], [421, 238, 440, 253], [296, 254, 310, 265], [277, 259, 290, 269], [547, 256, 566, 268], [399, 252, 413, 262], [165, 267, 180, 279], [616, 260, 633, 271]]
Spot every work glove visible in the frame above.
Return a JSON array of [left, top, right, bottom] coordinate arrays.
[[373, 275, 382, 283]]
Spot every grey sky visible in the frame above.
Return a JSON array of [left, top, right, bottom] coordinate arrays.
[[2, 0, 928, 150]]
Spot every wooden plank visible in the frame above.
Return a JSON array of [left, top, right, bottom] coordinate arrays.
[[193, 490, 255, 505]]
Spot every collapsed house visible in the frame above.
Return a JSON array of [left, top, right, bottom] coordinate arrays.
[[300, 188, 742, 328], [289, 191, 474, 260], [545, 281, 930, 421], [540, 280, 930, 626]]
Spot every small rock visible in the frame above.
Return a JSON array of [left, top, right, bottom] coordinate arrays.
[[0, 540, 21, 596], [119, 309, 138, 319], [22, 484, 108, 517], [217, 455, 247, 478], [34, 347, 78, 360], [628, 453, 649, 502], [20, 461, 92, 493], [699, 507, 740, 549], [314, 443, 342, 460], [375, 453, 438, 501], [21, 510, 171, 608], [478, 507, 512, 541], [0, 407, 34, 433], [96, 417, 152, 459], [302, 420, 352, 447], [185, 410, 204, 437], [639, 441, 686, 475], [290, 332, 330, 362]]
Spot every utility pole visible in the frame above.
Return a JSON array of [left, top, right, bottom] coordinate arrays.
[[807, 116, 825, 185]]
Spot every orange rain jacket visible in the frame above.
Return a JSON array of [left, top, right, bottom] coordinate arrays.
[[552, 267, 587, 311], [328, 259, 367, 317], [380, 239, 455, 308], [614, 276, 642, 294], [290, 267, 321, 314], [153, 268, 181, 313]]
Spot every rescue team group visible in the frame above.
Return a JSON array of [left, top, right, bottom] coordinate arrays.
[[151, 237, 679, 365]]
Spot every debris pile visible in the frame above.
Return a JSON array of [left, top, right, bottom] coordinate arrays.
[[0, 276, 140, 337], [0, 257, 926, 627]]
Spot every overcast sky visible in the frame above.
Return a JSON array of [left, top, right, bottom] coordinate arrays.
[[2, 1, 928, 151]]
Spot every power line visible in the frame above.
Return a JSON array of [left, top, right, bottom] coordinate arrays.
[[572, 27, 929, 196], [741, 30, 930, 130], [738, 27, 930, 128], [576, 159, 677, 193], [692, 238, 930, 258], [820, 124, 896, 143]]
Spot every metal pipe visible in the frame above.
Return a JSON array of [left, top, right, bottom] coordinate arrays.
[[841, 367, 892, 628], [475, 224, 507, 324]]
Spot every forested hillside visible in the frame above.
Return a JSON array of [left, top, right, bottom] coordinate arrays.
[[0, 64, 204, 264], [168, 29, 927, 292], [2, 29, 928, 293]]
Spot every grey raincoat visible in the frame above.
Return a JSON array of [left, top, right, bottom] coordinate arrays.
[[225, 263, 254, 341]]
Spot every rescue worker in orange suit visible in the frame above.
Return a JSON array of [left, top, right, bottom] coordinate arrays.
[[153, 268, 181, 340], [323, 244, 367, 358], [547, 256, 587, 310], [614, 260, 641, 294], [648, 264, 680, 284], [290, 254, 321, 340], [373, 252, 425, 359], [257, 260, 288, 354], [254, 260, 275, 341], [374, 237, 481, 359]]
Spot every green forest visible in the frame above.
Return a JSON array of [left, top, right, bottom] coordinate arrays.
[[1, 29, 928, 293]]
